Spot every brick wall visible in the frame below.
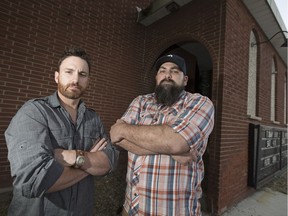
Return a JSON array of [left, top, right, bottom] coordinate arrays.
[[0, 0, 287, 214], [217, 0, 287, 214], [0, 0, 150, 188]]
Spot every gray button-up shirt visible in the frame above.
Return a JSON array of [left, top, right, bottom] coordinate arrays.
[[5, 92, 119, 216]]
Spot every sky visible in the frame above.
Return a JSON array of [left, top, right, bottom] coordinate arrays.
[[274, 0, 288, 29]]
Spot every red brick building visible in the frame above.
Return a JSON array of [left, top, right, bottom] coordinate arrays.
[[0, 0, 287, 215]]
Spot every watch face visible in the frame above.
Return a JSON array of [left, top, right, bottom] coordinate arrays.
[[78, 156, 85, 165], [74, 150, 85, 168]]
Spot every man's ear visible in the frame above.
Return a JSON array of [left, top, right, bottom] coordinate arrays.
[[54, 71, 59, 84], [184, 75, 188, 86]]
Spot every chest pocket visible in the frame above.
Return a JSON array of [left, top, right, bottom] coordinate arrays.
[[83, 130, 101, 150], [49, 124, 73, 149], [139, 111, 155, 125], [139, 108, 179, 125], [82, 121, 102, 150]]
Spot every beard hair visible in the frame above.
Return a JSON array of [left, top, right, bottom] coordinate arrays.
[[155, 80, 184, 106], [58, 82, 86, 99]]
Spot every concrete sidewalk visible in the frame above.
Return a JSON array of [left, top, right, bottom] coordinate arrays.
[[220, 187, 287, 216], [202, 170, 287, 216]]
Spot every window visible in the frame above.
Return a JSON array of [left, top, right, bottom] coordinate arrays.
[[270, 58, 277, 122], [247, 31, 258, 118]]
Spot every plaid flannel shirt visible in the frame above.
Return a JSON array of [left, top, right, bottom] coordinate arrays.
[[122, 91, 215, 216]]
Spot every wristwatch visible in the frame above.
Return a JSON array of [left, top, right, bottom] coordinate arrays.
[[74, 150, 85, 168]]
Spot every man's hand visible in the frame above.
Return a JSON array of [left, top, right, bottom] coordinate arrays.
[[110, 119, 126, 144], [172, 149, 198, 165], [54, 138, 108, 167], [54, 149, 76, 167], [90, 138, 108, 152]]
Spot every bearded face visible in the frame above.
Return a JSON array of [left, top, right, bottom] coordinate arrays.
[[155, 79, 184, 106], [57, 79, 87, 99], [154, 62, 188, 106], [55, 56, 89, 100]]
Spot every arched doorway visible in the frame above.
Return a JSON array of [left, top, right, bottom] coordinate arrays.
[[156, 41, 213, 211]]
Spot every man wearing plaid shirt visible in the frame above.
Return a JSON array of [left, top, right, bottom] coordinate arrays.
[[110, 54, 215, 216]]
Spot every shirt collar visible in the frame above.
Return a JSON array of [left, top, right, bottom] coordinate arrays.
[[48, 91, 85, 110], [48, 91, 61, 108]]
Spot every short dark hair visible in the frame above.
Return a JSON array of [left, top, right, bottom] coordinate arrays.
[[58, 46, 91, 72]]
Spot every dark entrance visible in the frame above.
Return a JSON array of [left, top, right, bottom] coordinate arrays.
[[156, 41, 213, 211]]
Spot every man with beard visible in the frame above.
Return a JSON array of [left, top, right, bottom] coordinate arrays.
[[5, 47, 119, 216], [110, 54, 215, 216]]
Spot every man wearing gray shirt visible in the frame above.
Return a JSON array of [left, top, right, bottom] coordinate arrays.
[[5, 47, 119, 216]]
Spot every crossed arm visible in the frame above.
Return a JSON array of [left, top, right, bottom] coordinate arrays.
[[5, 102, 117, 197], [109, 94, 215, 165], [47, 138, 110, 193], [110, 120, 197, 164]]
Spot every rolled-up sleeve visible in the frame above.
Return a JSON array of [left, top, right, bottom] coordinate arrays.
[[102, 143, 119, 172], [169, 95, 215, 151], [5, 102, 63, 198]]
